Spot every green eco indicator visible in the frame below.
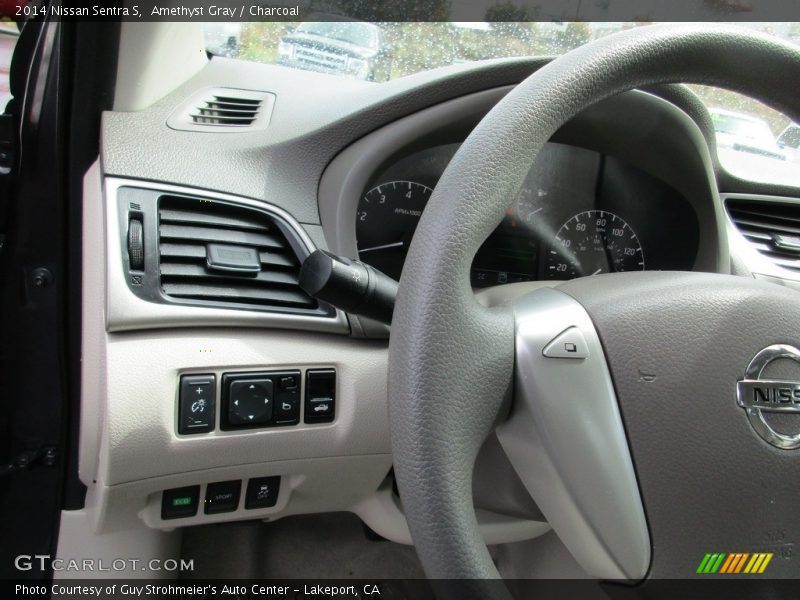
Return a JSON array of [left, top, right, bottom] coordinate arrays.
[[172, 496, 192, 507]]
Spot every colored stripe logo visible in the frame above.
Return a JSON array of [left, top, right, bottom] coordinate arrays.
[[696, 552, 773, 574]]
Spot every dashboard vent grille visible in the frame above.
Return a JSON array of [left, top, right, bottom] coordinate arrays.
[[157, 196, 320, 311], [726, 198, 800, 273], [167, 88, 275, 132], [191, 94, 261, 126]]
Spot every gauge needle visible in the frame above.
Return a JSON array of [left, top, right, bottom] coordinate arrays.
[[358, 241, 405, 254], [591, 268, 602, 275]]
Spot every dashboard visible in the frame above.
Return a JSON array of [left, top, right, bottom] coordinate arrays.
[[74, 52, 757, 568], [355, 142, 699, 286]]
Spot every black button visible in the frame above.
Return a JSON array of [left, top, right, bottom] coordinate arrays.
[[304, 369, 336, 423], [161, 485, 200, 519], [275, 388, 299, 424], [204, 480, 241, 514], [245, 476, 280, 509], [308, 398, 335, 420], [228, 378, 273, 426], [279, 375, 298, 390], [179, 375, 215, 434]]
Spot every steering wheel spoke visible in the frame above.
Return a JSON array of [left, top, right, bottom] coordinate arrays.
[[497, 287, 649, 581]]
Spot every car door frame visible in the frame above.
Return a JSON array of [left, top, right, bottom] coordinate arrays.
[[0, 17, 118, 580]]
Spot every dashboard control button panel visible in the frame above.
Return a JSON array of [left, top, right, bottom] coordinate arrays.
[[177, 369, 335, 434], [159, 477, 282, 521], [222, 371, 301, 430]]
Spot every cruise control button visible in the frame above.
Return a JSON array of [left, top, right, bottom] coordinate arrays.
[[543, 327, 589, 359]]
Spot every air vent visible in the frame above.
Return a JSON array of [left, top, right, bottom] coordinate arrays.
[[726, 197, 800, 273], [157, 196, 321, 312], [191, 95, 261, 126], [167, 88, 275, 133]]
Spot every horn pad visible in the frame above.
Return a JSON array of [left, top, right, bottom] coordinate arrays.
[[559, 272, 800, 578]]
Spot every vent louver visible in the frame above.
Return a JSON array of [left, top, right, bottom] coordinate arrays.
[[190, 94, 262, 126], [167, 88, 275, 132], [157, 196, 320, 312], [726, 198, 800, 273]]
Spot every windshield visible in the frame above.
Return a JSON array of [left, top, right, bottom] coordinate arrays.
[[295, 21, 379, 48], [206, 21, 800, 186]]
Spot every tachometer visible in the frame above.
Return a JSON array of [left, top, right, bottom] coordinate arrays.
[[356, 180, 432, 280], [546, 210, 644, 279]]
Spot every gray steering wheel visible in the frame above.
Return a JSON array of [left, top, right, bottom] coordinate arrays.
[[388, 23, 800, 597]]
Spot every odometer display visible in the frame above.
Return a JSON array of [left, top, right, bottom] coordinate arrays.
[[546, 210, 644, 279]]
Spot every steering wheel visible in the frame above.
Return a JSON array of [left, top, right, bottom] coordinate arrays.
[[388, 23, 800, 598]]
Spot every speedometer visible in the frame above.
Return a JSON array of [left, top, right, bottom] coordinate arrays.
[[356, 180, 433, 280], [546, 210, 644, 279]]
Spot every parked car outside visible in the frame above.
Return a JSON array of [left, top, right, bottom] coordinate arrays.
[[777, 122, 800, 162], [277, 18, 393, 82], [709, 107, 786, 161]]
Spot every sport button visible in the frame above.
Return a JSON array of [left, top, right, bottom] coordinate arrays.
[[204, 480, 241, 514]]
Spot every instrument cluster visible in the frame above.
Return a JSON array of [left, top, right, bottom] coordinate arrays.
[[355, 142, 699, 287]]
